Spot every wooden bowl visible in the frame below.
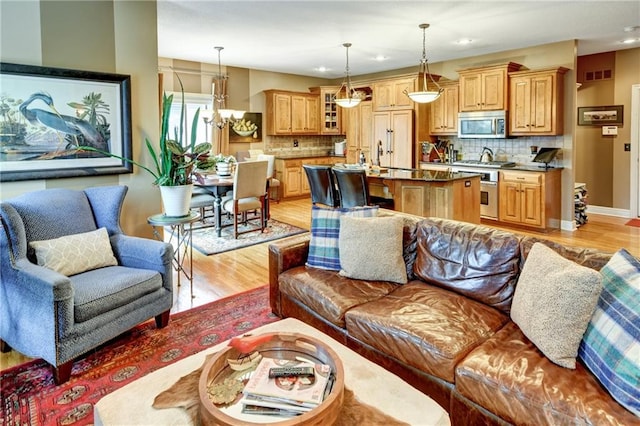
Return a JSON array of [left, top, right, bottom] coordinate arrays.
[[199, 333, 345, 426]]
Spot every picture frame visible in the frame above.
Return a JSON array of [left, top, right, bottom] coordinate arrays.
[[229, 112, 262, 143], [0, 62, 132, 182], [577, 105, 623, 126]]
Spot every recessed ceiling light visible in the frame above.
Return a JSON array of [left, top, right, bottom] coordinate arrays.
[[316, 66, 328, 72], [621, 38, 639, 44], [374, 55, 387, 61], [456, 39, 473, 45]]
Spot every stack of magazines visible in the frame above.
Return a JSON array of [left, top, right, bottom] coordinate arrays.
[[240, 357, 334, 417]]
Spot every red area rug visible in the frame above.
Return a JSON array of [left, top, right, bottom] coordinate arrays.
[[0, 286, 279, 426], [625, 218, 640, 227]]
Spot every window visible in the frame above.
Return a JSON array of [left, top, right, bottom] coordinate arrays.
[[167, 92, 213, 145]]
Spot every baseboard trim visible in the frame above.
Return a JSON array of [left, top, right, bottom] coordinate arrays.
[[561, 220, 577, 231], [586, 205, 632, 218]]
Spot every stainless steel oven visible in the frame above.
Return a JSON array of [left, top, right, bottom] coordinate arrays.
[[451, 166, 499, 219]]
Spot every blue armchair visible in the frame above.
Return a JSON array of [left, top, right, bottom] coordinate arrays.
[[0, 185, 174, 384]]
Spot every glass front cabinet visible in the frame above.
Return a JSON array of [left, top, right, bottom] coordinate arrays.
[[312, 86, 344, 135]]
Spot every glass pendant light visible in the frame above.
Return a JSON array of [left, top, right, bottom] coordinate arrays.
[[334, 43, 363, 108], [405, 23, 443, 104]]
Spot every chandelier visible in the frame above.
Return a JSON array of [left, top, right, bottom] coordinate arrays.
[[334, 43, 364, 108], [204, 46, 244, 130], [404, 23, 443, 104]]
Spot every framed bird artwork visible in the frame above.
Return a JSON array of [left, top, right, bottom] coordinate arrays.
[[0, 62, 132, 181]]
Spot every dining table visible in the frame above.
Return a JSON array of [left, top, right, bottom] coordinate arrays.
[[194, 173, 269, 237]]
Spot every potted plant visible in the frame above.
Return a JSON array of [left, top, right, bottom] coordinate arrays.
[[211, 153, 236, 176], [79, 81, 215, 217]]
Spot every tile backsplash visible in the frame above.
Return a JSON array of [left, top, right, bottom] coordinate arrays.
[[440, 135, 565, 167], [265, 135, 343, 156]]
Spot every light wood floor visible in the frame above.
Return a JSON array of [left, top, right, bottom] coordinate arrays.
[[2, 198, 638, 370]]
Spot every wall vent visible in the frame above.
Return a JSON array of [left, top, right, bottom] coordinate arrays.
[[584, 69, 613, 82]]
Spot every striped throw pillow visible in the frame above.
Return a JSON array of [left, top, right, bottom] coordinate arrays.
[[578, 248, 640, 417], [306, 205, 378, 270]]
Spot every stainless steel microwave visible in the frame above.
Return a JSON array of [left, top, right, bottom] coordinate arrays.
[[458, 110, 507, 139]]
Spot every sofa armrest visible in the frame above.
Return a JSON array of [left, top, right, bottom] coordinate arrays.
[[268, 234, 310, 315]]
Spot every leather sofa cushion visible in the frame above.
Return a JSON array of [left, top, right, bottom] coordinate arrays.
[[413, 218, 521, 314], [278, 266, 398, 328], [455, 322, 639, 426], [520, 236, 612, 271], [345, 281, 509, 383]]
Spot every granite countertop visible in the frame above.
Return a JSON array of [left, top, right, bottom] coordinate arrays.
[[419, 161, 563, 173], [275, 154, 346, 160], [368, 167, 481, 182]]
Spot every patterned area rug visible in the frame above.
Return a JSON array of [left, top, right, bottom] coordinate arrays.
[[190, 218, 307, 255], [0, 286, 279, 426]]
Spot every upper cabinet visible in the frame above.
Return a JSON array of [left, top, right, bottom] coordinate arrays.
[[310, 86, 344, 135], [264, 90, 319, 135], [509, 67, 568, 136], [458, 62, 522, 112], [429, 81, 459, 135], [372, 77, 415, 111]]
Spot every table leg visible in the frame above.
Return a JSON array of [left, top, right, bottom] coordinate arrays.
[[214, 196, 223, 237]]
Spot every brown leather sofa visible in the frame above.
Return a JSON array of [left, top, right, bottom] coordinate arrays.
[[268, 216, 638, 425]]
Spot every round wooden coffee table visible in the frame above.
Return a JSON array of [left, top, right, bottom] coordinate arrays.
[[199, 333, 345, 425]]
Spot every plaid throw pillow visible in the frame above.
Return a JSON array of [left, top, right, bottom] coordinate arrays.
[[306, 205, 378, 270], [578, 248, 640, 416]]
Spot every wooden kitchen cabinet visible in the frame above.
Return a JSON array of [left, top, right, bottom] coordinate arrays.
[[264, 90, 319, 135], [509, 67, 568, 136], [429, 81, 459, 135], [311, 86, 344, 135], [276, 157, 337, 198], [458, 62, 521, 112], [499, 168, 561, 229], [373, 110, 413, 169], [345, 101, 373, 164], [372, 77, 415, 111]]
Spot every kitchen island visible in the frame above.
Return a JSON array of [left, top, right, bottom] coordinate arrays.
[[367, 168, 481, 224]]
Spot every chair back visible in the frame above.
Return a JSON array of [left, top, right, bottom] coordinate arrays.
[[233, 160, 268, 200], [235, 151, 250, 162], [257, 154, 276, 178], [1, 186, 126, 263], [332, 167, 370, 208], [303, 164, 340, 208]]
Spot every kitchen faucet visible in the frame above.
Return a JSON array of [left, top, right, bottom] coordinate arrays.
[[375, 140, 383, 166]]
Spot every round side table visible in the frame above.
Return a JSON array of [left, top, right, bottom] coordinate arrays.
[[147, 211, 200, 298]]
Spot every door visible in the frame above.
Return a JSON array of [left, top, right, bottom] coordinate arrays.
[[373, 113, 392, 167], [274, 93, 292, 134], [290, 95, 307, 133], [481, 69, 506, 110], [391, 110, 413, 169]]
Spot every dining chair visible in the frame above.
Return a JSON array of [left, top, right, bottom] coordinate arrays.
[[189, 187, 216, 222], [221, 160, 269, 238], [332, 167, 370, 208], [257, 154, 281, 204], [235, 151, 250, 162], [302, 164, 340, 208]]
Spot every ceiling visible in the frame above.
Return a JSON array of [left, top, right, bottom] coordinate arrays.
[[158, 1, 640, 79]]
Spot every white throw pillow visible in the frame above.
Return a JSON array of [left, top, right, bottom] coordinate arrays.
[[29, 227, 118, 276], [511, 242, 603, 369], [338, 215, 407, 284]]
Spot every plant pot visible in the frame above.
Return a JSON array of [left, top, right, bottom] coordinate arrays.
[[159, 184, 193, 217], [216, 162, 231, 176]]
